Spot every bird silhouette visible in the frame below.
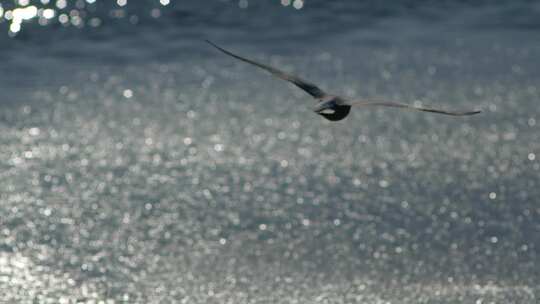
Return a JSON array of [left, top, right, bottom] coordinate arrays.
[[207, 40, 481, 121]]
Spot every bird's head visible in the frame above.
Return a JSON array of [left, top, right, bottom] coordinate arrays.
[[314, 101, 336, 115]]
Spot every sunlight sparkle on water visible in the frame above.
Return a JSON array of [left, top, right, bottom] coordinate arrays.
[[1, 1, 539, 302], [8, 5, 37, 34], [1, 0, 305, 36], [0, 0, 154, 35]]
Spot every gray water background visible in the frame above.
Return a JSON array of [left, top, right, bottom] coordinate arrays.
[[1, 0, 540, 303]]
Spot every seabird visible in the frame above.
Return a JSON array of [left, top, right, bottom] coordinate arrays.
[[207, 40, 481, 121]]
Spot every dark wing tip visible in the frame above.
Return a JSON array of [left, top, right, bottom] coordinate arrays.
[[420, 108, 482, 116], [205, 39, 218, 48]]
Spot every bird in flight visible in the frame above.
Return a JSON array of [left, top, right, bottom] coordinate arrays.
[[207, 40, 481, 121]]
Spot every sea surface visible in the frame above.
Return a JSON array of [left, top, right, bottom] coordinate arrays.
[[1, 1, 539, 303]]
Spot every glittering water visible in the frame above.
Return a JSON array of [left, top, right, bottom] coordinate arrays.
[[1, 1, 540, 303]]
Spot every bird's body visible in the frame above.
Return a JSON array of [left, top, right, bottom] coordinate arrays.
[[313, 96, 351, 121], [207, 40, 481, 121]]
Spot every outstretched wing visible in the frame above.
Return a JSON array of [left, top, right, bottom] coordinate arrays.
[[346, 100, 481, 116], [206, 40, 327, 99]]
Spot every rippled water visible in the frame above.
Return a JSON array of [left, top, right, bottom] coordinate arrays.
[[1, 1, 540, 303]]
